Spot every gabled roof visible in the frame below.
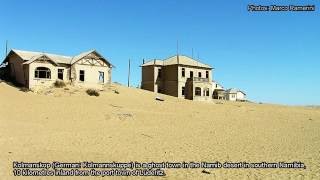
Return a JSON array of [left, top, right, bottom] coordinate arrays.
[[22, 54, 58, 65], [70, 49, 114, 67], [226, 88, 246, 95], [225, 88, 238, 94], [141, 55, 212, 69], [164, 55, 212, 69], [11, 49, 72, 64], [4, 49, 112, 67], [70, 50, 95, 64]]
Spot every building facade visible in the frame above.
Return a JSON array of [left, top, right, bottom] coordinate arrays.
[[141, 55, 213, 101], [225, 88, 247, 101], [3, 49, 112, 89]]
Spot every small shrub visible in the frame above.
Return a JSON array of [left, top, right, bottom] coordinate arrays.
[[54, 80, 66, 88], [86, 89, 100, 96], [114, 90, 119, 94]]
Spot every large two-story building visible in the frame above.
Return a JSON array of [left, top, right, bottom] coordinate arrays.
[[141, 55, 213, 101]]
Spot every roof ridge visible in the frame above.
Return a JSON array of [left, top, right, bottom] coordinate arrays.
[[12, 49, 73, 58]]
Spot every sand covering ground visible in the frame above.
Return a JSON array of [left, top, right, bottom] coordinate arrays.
[[0, 81, 319, 179]]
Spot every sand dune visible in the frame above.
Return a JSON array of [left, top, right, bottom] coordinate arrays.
[[0, 81, 319, 179]]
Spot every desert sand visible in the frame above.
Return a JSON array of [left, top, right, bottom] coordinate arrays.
[[0, 81, 319, 179]]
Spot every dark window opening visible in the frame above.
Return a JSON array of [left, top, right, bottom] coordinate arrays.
[[182, 87, 185, 96], [58, 69, 64, 80], [195, 87, 201, 96], [35, 67, 51, 79], [205, 89, 210, 96], [206, 71, 209, 78], [158, 69, 162, 78], [198, 72, 202, 78], [99, 71, 104, 83], [182, 68, 185, 77], [190, 71, 193, 78], [79, 70, 85, 82]]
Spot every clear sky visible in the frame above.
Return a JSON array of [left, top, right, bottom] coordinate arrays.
[[0, 0, 319, 105]]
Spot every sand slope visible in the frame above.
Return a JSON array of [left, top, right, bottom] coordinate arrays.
[[0, 82, 319, 179]]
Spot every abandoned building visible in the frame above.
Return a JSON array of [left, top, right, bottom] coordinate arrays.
[[225, 88, 246, 101], [2, 49, 112, 89], [141, 55, 213, 101]]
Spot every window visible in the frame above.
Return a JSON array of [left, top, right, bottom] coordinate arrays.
[[198, 72, 202, 78], [35, 67, 51, 79], [206, 71, 209, 78], [58, 69, 64, 80], [195, 87, 201, 96], [99, 71, 104, 83], [182, 68, 185, 77], [205, 88, 210, 96], [216, 84, 218, 88], [158, 69, 162, 78], [232, 94, 236, 98], [182, 87, 185, 96], [190, 71, 193, 78], [79, 70, 85, 82]]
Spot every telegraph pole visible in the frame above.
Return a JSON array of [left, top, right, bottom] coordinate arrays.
[[192, 48, 194, 59], [127, 59, 131, 87], [5, 40, 8, 57], [176, 40, 179, 56]]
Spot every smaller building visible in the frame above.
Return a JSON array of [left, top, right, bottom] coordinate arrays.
[[213, 89, 226, 100], [225, 88, 246, 101]]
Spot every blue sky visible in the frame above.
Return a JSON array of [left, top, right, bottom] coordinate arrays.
[[0, 0, 319, 105]]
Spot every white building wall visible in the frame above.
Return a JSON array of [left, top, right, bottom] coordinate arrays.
[[236, 92, 246, 101], [226, 93, 237, 101], [72, 63, 110, 88], [28, 62, 58, 89]]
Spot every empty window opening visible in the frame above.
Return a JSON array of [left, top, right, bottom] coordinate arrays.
[[182, 86, 185, 96], [99, 71, 104, 83], [190, 71, 193, 78], [206, 71, 209, 78], [79, 70, 85, 82], [182, 68, 185, 77], [35, 67, 51, 79], [58, 69, 64, 80], [205, 88, 210, 96], [195, 87, 201, 96], [198, 72, 202, 78], [158, 69, 162, 78]]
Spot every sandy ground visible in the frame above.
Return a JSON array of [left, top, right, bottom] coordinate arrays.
[[0, 81, 319, 179]]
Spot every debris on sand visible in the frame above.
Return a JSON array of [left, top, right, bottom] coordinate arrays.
[[155, 96, 164, 101], [141, 134, 153, 138], [201, 169, 211, 174], [110, 104, 123, 108]]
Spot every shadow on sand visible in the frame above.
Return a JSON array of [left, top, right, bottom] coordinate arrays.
[[0, 79, 30, 92]]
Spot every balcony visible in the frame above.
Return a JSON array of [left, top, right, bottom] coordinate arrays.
[[187, 77, 209, 82]]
